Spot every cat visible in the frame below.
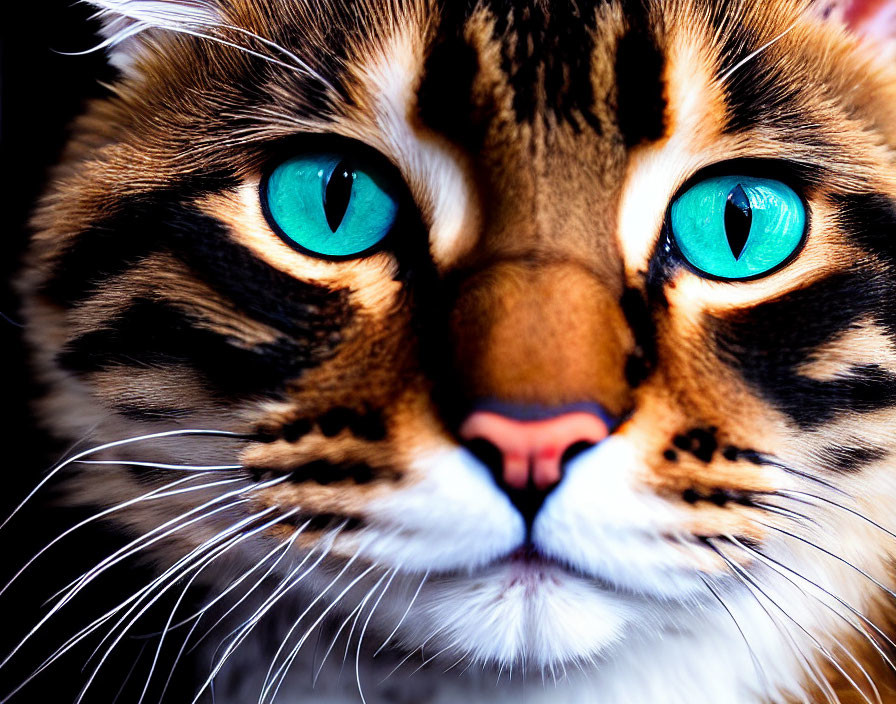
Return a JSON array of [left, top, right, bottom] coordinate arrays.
[[7, 0, 896, 701]]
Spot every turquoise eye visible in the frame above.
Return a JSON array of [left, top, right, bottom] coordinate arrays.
[[669, 175, 806, 280], [262, 152, 399, 258]]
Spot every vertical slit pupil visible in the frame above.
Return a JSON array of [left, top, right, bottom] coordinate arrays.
[[324, 161, 353, 232], [724, 184, 752, 260]]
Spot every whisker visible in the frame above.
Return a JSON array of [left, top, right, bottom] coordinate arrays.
[[194, 528, 343, 703], [755, 455, 848, 496], [0, 495, 249, 686], [752, 501, 821, 527], [84, 503, 283, 660], [759, 522, 896, 602], [263, 561, 382, 704], [711, 540, 873, 704], [708, 544, 841, 704], [81, 2, 337, 91], [158, 615, 203, 704], [0, 497, 253, 704], [49, 477, 272, 607], [0, 474, 199, 598], [111, 641, 148, 704], [378, 628, 445, 685], [259, 551, 370, 703], [374, 570, 428, 657], [698, 572, 772, 697], [671, 530, 773, 699], [0, 428, 252, 532], [75, 460, 242, 472], [778, 490, 896, 542], [136, 508, 300, 704], [355, 569, 396, 704], [2, 475, 286, 691], [182, 525, 309, 655], [718, 19, 799, 82], [731, 538, 896, 681]]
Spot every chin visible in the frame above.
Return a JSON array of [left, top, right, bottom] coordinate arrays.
[[398, 554, 634, 670]]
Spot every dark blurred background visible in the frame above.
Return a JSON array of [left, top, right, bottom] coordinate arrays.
[[1, 1, 113, 480], [0, 6, 183, 701]]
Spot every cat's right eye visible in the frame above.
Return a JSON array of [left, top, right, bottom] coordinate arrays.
[[261, 151, 400, 259], [668, 174, 806, 281]]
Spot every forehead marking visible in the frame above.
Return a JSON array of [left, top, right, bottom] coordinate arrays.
[[346, 30, 479, 266], [617, 35, 724, 277], [613, 2, 667, 146]]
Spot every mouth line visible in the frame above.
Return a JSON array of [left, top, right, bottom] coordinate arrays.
[[492, 544, 619, 588]]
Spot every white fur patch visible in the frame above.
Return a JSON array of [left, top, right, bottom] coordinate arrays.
[[358, 447, 524, 572]]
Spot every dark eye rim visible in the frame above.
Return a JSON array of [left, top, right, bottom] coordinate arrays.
[[662, 159, 813, 283], [258, 134, 411, 262]]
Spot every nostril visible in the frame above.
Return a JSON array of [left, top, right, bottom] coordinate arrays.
[[460, 406, 612, 528], [561, 440, 596, 467], [464, 436, 505, 483]]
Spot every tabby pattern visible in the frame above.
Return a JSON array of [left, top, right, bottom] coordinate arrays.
[[9, 0, 896, 702]]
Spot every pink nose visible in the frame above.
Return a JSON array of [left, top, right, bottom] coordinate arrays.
[[460, 410, 611, 491]]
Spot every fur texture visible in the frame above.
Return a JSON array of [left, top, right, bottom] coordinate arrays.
[[8, 0, 896, 702]]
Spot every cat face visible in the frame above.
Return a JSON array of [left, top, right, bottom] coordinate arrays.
[[17, 0, 896, 700]]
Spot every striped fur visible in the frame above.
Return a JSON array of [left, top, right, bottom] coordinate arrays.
[[11, 0, 896, 702]]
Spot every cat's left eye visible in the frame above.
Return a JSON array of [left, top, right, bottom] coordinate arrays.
[[669, 175, 806, 280], [261, 151, 400, 259]]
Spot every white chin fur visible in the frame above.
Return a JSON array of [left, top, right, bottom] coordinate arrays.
[[354, 440, 687, 668], [396, 563, 631, 668]]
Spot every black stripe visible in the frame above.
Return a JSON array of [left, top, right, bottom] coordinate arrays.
[[832, 192, 896, 266], [44, 196, 351, 346], [817, 443, 887, 473], [57, 298, 337, 398], [249, 459, 401, 486], [417, 15, 485, 147], [710, 270, 896, 429], [487, 0, 604, 130], [614, 1, 666, 146], [43, 174, 240, 304], [621, 286, 658, 386]]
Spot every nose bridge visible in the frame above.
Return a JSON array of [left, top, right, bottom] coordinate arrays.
[[451, 259, 634, 415]]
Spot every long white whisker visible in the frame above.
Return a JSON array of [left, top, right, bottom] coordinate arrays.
[[760, 522, 896, 601], [355, 569, 396, 704], [731, 537, 894, 699], [259, 552, 368, 703], [1, 476, 285, 681], [713, 541, 872, 704], [79, 1, 336, 91], [0, 474, 199, 598], [157, 614, 203, 704], [374, 570, 428, 657], [76, 507, 283, 704], [261, 557, 376, 704], [48, 478, 258, 606], [82, 504, 282, 670], [135, 508, 299, 704], [193, 530, 342, 703], [0, 497, 253, 704], [718, 20, 799, 83], [75, 460, 242, 472], [183, 525, 308, 655], [0, 428, 249, 532]]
